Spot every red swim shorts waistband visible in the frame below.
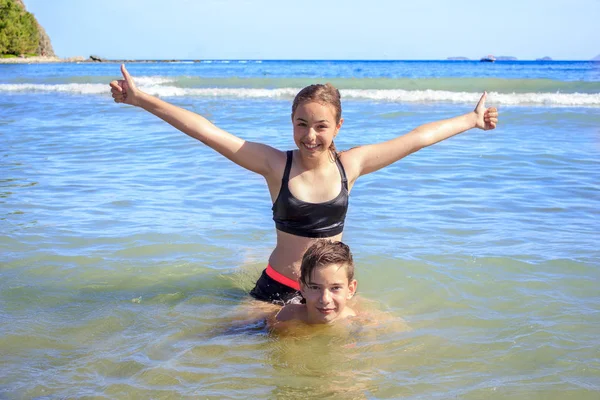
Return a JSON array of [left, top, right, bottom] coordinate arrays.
[[266, 264, 300, 291]]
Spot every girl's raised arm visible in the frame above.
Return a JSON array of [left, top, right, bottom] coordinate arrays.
[[109, 64, 281, 177], [342, 93, 498, 178]]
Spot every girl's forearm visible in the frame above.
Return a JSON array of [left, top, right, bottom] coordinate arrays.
[[411, 112, 478, 148]]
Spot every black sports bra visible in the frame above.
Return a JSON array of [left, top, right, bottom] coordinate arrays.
[[272, 151, 349, 238]]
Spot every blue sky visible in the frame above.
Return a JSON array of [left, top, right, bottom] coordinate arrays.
[[24, 0, 599, 60]]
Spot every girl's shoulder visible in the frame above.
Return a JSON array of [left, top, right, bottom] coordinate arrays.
[[337, 148, 363, 183]]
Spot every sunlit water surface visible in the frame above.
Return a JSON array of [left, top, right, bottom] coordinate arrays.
[[1, 61, 599, 399]]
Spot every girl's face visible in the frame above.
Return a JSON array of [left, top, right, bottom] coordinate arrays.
[[300, 263, 357, 324], [292, 101, 343, 158]]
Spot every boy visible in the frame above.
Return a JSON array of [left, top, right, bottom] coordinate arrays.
[[273, 240, 357, 325]]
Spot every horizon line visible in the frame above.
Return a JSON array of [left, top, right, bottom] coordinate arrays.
[[72, 57, 599, 62]]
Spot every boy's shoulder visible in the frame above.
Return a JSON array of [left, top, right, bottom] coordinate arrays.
[[275, 303, 307, 322]]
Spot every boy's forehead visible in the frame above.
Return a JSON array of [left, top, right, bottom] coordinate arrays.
[[308, 263, 347, 282]]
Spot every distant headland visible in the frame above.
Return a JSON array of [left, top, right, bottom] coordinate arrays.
[[0, 0, 55, 58], [0, 56, 210, 64]]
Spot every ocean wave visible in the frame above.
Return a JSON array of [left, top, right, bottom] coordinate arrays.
[[0, 83, 108, 95], [1, 83, 599, 107], [342, 89, 600, 106], [134, 76, 177, 85]]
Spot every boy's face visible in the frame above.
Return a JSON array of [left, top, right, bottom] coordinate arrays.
[[300, 263, 357, 324]]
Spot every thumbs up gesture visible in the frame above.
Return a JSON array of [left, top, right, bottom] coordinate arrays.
[[109, 64, 140, 106], [474, 92, 498, 131]]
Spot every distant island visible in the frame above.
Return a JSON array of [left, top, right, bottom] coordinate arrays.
[[593, 54, 600, 61], [536, 57, 553, 61]]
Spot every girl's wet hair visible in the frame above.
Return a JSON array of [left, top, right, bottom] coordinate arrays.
[[291, 84, 342, 157], [300, 240, 354, 286]]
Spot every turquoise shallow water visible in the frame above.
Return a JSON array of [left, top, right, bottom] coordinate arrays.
[[1, 61, 599, 398]]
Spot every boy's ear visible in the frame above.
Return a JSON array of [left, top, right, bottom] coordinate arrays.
[[347, 279, 357, 299]]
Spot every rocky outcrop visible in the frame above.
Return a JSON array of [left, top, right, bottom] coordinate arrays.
[[89, 55, 108, 62], [13, 0, 55, 57], [36, 24, 55, 57]]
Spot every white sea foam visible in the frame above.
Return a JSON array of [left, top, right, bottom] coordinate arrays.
[[1, 83, 599, 107], [141, 87, 300, 98], [342, 89, 600, 107], [0, 83, 107, 94], [132, 76, 176, 86]]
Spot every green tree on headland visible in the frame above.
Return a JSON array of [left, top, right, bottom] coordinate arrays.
[[0, 0, 40, 55]]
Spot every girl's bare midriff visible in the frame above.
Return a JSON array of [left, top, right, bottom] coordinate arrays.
[[269, 230, 344, 281]]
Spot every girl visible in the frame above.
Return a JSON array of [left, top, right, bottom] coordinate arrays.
[[110, 64, 498, 305]]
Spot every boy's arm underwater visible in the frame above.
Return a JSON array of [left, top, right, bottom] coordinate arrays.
[[109, 64, 283, 177], [341, 92, 498, 179]]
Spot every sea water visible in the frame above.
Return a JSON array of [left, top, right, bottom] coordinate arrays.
[[1, 60, 599, 398]]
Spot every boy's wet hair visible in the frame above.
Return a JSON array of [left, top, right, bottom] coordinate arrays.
[[300, 240, 354, 286], [291, 84, 342, 156]]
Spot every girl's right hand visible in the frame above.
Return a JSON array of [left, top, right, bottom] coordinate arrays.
[[109, 64, 140, 106]]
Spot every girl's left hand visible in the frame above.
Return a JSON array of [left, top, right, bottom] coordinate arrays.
[[474, 92, 498, 131]]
